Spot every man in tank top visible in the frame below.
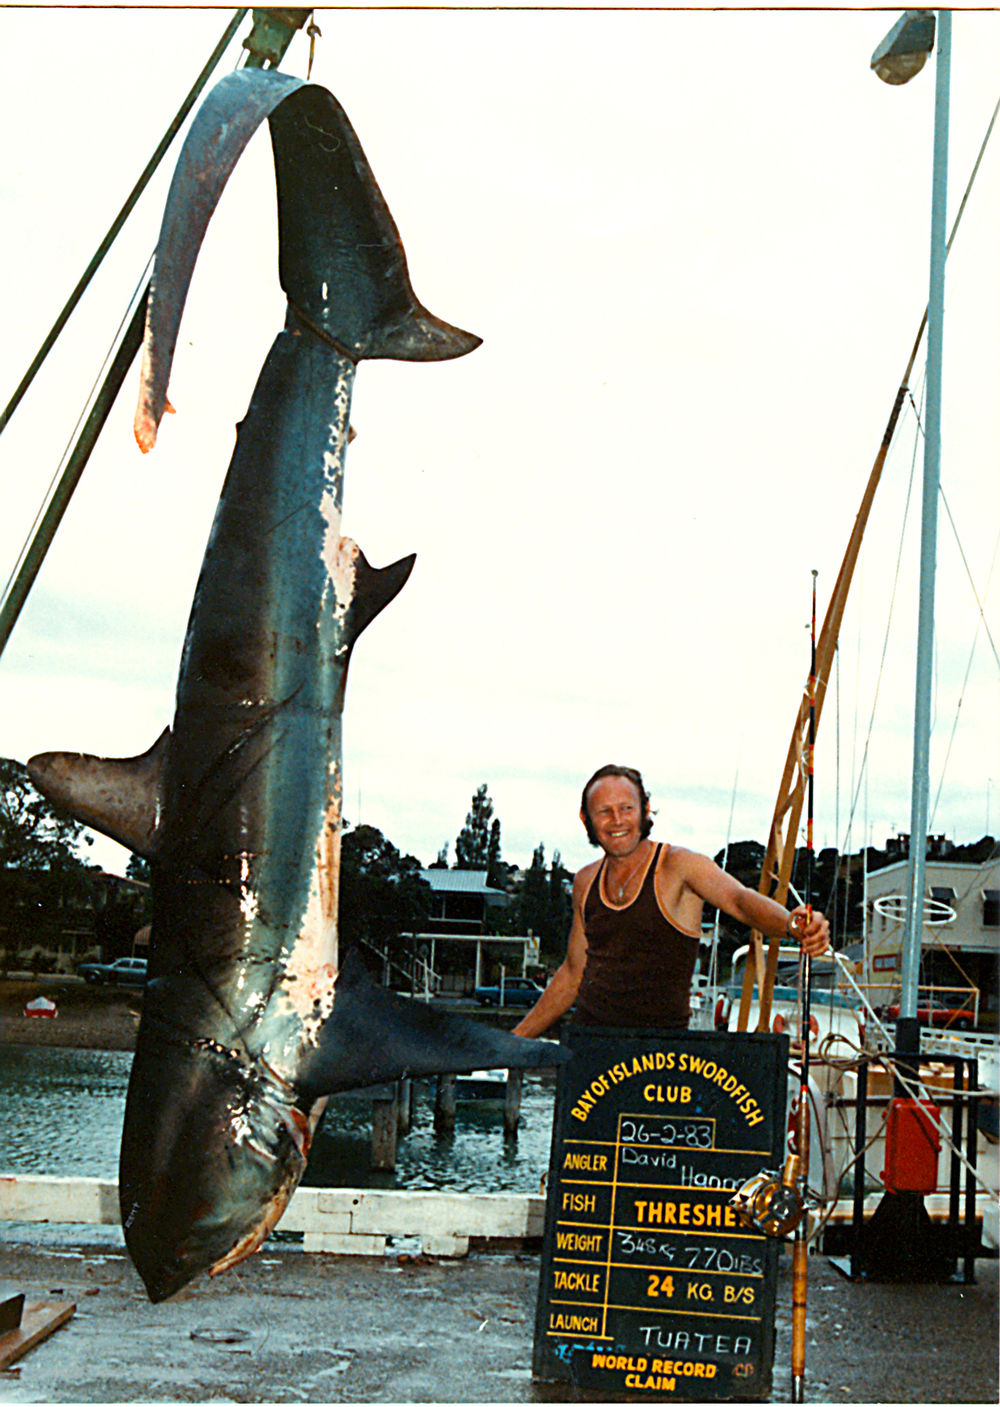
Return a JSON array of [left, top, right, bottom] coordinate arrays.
[[512, 764, 830, 1035]]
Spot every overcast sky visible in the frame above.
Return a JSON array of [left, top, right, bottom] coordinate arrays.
[[1, 6, 998, 883]]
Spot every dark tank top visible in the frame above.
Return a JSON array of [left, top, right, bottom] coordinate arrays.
[[574, 843, 700, 1030]]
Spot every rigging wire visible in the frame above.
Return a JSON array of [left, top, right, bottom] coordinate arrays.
[[929, 525, 1000, 831], [813, 88, 1000, 887], [711, 744, 742, 994], [1, 8, 264, 609], [834, 385, 924, 866], [938, 488, 1000, 674]]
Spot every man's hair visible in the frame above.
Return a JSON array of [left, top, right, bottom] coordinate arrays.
[[580, 764, 653, 846]]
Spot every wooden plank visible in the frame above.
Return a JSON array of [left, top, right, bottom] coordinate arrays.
[[0, 1301, 75, 1369]]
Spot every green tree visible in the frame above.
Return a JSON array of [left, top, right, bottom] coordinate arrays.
[[517, 843, 549, 937], [0, 757, 92, 871], [548, 848, 573, 943], [706, 839, 766, 944], [486, 817, 505, 888], [338, 823, 431, 965], [504, 844, 573, 962], [126, 853, 151, 883], [0, 757, 98, 954], [454, 783, 495, 870]]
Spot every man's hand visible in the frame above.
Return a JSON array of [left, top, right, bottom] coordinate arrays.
[[787, 905, 830, 956]]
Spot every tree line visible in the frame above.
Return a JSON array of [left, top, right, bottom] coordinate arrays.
[[4, 759, 993, 972], [0, 769, 572, 970]]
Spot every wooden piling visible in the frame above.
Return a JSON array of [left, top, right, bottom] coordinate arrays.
[[504, 1068, 523, 1138], [397, 1078, 413, 1136], [434, 1073, 457, 1135], [371, 1084, 398, 1170]]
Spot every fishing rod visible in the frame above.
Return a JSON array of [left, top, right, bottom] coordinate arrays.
[[730, 570, 820, 1400], [790, 567, 819, 1403]]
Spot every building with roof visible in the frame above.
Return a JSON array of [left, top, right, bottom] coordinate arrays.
[[400, 869, 539, 996], [864, 846, 999, 1026]]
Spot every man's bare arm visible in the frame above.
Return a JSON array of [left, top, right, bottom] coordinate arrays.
[[678, 851, 830, 955], [512, 868, 591, 1038]]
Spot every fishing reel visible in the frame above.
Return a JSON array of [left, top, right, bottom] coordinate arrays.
[[730, 1155, 808, 1238]]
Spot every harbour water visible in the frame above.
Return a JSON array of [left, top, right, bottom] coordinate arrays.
[[0, 1044, 556, 1193]]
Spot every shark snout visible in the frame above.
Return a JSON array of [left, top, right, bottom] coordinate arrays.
[[119, 1037, 309, 1301]]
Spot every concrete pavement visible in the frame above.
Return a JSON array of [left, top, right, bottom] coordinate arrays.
[[0, 1230, 996, 1404]]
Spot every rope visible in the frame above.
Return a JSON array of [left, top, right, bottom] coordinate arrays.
[[826, 952, 994, 1198]]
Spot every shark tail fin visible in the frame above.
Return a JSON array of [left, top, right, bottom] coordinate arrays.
[[137, 70, 480, 451], [297, 949, 569, 1102], [268, 83, 482, 364], [27, 729, 170, 858]]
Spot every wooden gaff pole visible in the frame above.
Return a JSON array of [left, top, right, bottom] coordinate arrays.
[[790, 570, 817, 1403]]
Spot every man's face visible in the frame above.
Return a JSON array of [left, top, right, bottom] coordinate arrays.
[[581, 775, 646, 857]]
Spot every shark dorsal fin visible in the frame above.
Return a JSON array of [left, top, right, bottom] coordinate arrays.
[[338, 541, 416, 650], [27, 729, 171, 858]]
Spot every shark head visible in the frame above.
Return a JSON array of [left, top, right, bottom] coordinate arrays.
[[118, 1027, 311, 1302]]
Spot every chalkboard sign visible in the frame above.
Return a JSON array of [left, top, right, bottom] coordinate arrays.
[[533, 1028, 788, 1399]]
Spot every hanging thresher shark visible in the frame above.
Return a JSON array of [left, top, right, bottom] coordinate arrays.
[[23, 42, 567, 1301]]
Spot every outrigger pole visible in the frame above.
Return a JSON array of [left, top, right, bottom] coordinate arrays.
[[736, 88, 1000, 1033], [790, 569, 818, 1403]]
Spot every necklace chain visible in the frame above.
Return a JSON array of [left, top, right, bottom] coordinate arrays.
[[609, 846, 648, 902]]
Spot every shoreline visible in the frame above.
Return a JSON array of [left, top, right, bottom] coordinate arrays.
[[0, 977, 138, 1052]]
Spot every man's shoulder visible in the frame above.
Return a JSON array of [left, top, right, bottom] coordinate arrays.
[[659, 844, 716, 878], [661, 842, 715, 860], [572, 858, 602, 889]]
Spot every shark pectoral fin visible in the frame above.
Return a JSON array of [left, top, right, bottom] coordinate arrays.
[[27, 728, 170, 857], [296, 949, 570, 1101], [340, 543, 416, 648]]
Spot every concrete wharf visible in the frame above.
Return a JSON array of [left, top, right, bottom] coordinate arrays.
[[0, 1204, 996, 1404]]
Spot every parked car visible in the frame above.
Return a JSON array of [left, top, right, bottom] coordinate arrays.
[[474, 976, 543, 1008], [77, 956, 148, 988], [877, 996, 975, 1030]]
